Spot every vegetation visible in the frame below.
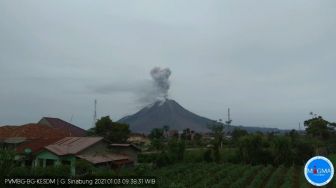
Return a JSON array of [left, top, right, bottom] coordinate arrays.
[[2, 114, 336, 187], [87, 116, 130, 143]]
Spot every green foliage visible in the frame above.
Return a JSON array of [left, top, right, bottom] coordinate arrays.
[[264, 165, 286, 188], [203, 149, 213, 162], [271, 136, 293, 165], [155, 151, 170, 167], [149, 128, 164, 139], [183, 149, 204, 163], [8, 166, 31, 177], [149, 128, 165, 151], [238, 134, 272, 165], [231, 128, 248, 142], [76, 159, 94, 176], [89, 116, 130, 143], [138, 153, 159, 163], [150, 138, 164, 151], [279, 166, 295, 188], [207, 121, 224, 163], [91, 167, 117, 177], [167, 139, 185, 162], [247, 165, 273, 188], [7, 165, 72, 177], [230, 165, 262, 188], [0, 149, 17, 177], [133, 163, 153, 175], [304, 115, 335, 140]]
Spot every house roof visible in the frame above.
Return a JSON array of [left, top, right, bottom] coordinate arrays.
[[45, 137, 103, 156], [39, 117, 86, 136], [0, 124, 68, 140], [16, 138, 61, 154], [110, 143, 141, 151], [77, 153, 130, 164]]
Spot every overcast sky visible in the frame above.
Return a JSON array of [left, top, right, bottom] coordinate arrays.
[[1, 0, 335, 130]]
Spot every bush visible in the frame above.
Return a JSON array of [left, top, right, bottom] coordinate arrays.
[[203, 149, 213, 162], [0, 149, 16, 177], [76, 159, 94, 176], [8, 166, 31, 176], [30, 165, 70, 177]]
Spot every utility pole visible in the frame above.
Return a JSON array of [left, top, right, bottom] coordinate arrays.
[[93, 99, 97, 127]]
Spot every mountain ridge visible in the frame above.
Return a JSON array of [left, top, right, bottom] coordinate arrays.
[[118, 99, 290, 134]]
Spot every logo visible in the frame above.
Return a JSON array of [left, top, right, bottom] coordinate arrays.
[[304, 156, 334, 186]]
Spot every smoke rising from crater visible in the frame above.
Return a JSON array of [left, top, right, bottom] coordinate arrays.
[[91, 67, 172, 106], [150, 67, 172, 101]]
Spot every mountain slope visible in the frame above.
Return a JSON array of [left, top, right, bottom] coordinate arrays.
[[118, 99, 213, 133]]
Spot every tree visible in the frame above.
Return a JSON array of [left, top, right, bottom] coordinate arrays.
[[167, 139, 185, 162], [149, 128, 164, 140], [231, 128, 248, 141], [88, 116, 130, 143], [149, 128, 165, 151], [207, 121, 224, 163], [304, 115, 335, 140], [238, 134, 271, 165], [0, 149, 16, 178], [271, 136, 293, 165]]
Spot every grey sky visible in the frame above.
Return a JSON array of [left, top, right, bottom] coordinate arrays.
[[1, 0, 335, 130]]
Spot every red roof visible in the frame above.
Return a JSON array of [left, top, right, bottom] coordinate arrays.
[[45, 137, 103, 156], [0, 124, 68, 140], [39, 117, 86, 136], [16, 138, 61, 154]]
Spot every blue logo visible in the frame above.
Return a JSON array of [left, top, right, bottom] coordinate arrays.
[[304, 156, 334, 186]]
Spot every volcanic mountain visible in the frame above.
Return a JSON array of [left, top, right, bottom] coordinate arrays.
[[118, 99, 214, 133]]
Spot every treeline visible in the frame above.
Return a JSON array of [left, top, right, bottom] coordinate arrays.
[[140, 114, 336, 167]]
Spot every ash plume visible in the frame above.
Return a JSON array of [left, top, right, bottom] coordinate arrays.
[[150, 67, 172, 101], [90, 67, 172, 106]]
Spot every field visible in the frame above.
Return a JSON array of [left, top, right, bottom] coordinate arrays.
[[144, 163, 336, 188]]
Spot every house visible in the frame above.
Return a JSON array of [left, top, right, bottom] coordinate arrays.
[[110, 144, 141, 164], [0, 124, 68, 150], [35, 137, 133, 175], [38, 117, 86, 136], [0, 123, 72, 166], [0, 116, 86, 151]]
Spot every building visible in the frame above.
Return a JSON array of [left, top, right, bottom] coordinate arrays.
[[35, 137, 133, 175], [38, 117, 86, 136], [110, 144, 141, 164], [0, 124, 68, 150]]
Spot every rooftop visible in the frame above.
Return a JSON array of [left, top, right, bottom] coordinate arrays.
[[45, 137, 103, 156], [39, 117, 86, 136], [0, 124, 68, 140], [77, 153, 129, 164]]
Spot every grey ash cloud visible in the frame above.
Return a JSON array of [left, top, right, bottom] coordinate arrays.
[[150, 67, 172, 101], [92, 67, 172, 106]]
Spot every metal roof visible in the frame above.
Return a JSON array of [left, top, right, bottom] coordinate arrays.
[[45, 137, 103, 156], [77, 153, 130, 164]]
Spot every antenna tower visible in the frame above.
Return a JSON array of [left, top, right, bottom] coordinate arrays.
[[225, 108, 232, 125], [93, 99, 97, 126]]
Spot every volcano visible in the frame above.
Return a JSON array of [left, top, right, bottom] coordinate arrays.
[[118, 99, 214, 133]]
